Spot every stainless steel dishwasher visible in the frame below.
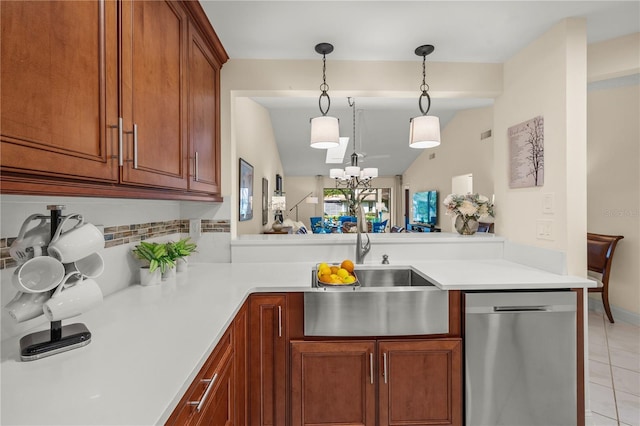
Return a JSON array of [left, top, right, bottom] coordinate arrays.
[[465, 291, 577, 426]]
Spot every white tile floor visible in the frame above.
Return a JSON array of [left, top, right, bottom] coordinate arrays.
[[589, 311, 640, 425]]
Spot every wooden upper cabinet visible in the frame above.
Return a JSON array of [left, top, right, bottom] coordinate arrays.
[[120, 0, 188, 190], [1, 0, 227, 200], [0, 0, 118, 182], [187, 20, 221, 195]]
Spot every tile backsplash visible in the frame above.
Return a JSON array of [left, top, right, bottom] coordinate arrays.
[[0, 219, 230, 269]]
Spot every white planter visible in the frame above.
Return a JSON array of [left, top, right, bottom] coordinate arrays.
[[140, 267, 161, 286], [176, 258, 188, 273], [161, 267, 176, 281]]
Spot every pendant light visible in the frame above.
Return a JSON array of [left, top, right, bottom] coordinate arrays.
[[310, 43, 340, 149], [409, 44, 441, 149]]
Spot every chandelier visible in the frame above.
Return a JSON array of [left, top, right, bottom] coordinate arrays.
[[329, 97, 378, 191]]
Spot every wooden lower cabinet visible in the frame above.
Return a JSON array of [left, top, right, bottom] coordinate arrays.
[[379, 339, 462, 426], [291, 341, 377, 426], [249, 294, 288, 426], [166, 328, 234, 425], [290, 338, 462, 426]]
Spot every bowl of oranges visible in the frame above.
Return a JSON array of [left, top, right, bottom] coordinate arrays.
[[316, 259, 358, 286]]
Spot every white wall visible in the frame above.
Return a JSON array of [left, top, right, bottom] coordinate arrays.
[[234, 97, 284, 235], [403, 106, 494, 232], [587, 83, 640, 316], [493, 18, 588, 275]]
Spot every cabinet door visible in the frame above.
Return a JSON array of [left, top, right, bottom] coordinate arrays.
[[378, 339, 462, 426], [234, 301, 249, 426], [120, 0, 188, 189], [290, 341, 376, 426], [249, 294, 287, 426], [1, 0, 118, 182], [197, 348, 234, 426], [187, 20, 221, 195], [166, 328, 233, 426]]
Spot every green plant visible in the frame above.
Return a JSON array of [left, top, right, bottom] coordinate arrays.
[[165, 238, 197, 262], [132, 241, 174, 273]]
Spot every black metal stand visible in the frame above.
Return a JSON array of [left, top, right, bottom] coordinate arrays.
[[18, 205, 92, 361]]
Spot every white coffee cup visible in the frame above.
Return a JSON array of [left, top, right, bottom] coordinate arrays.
[[43, 274, 103, 322], [12, 256, 65, 293], [4, 291, 51, 323], [9, 214, 51, 263], [47, 214, 104, 263], [64, 252, 105, 279]]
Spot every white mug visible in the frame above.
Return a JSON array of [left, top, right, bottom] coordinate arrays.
[[9, 214, 51, 263], [64, 252, 105, 279], [47, 214, 104, 263], [4, 291, 50, 323], [12, 256, 65, 293], [43, 274, 103, 322]]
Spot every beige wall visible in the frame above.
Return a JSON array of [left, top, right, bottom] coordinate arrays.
[[493, 18, 588, 275], [587, 83, 640, 315], [588, 32, 640, 82], [403, 107, 494, 232], [235, 98, 284, 235]]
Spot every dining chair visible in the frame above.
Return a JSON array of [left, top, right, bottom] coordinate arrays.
[[587, 232, 624, 323]]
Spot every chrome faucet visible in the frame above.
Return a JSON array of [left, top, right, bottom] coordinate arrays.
[[355, 227, 370, 264]]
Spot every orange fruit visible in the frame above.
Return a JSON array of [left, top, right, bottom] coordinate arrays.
[[319, 274, 332, 283], [330, 266, 339, 274], [340, 259, 355, 273]]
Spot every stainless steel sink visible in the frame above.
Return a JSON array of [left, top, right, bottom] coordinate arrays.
[[355, 267, 433, 287], [306, 266, 448, 336]]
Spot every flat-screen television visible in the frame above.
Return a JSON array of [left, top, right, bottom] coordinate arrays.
[[412, 190, 438, 225]]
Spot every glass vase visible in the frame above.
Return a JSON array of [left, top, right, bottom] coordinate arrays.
[[454, 215, 479, 235]]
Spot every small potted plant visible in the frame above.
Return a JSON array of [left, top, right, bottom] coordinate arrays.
[[166, 238, 197, 273], [132, 241, 174, 285]]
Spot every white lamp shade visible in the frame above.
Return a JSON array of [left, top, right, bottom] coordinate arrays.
[[363, 168, 378, 178], [330, 168, 345, 179], [345, 166, 360, 177], [409, 115, 441, 148], [310, 116, 340, 148], [271, 196, 286, 211]]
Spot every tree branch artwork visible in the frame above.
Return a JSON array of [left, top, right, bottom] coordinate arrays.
[[509, 116, 544, 188]]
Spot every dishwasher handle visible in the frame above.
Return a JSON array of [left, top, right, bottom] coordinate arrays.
[[493, 305, 550, 312]]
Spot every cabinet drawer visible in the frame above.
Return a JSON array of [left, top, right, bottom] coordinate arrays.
[[166, 328, 233, 425]]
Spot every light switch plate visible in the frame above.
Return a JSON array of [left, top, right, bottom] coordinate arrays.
[[189, 219, 201, 239], [543, 193, 554, 214], [536, 219, 554, 240]]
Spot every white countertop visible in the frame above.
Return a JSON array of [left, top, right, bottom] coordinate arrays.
[[1, 260, 594, 426]]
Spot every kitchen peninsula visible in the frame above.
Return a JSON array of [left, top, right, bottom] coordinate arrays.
[[1, 234, 594, 425]]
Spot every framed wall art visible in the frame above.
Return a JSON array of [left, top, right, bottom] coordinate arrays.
[[509, 115, 544, 188], [262, 178, 268, 225], [239, 158, 253, 221]]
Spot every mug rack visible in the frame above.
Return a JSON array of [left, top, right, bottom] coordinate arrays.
[[19, 205, 92, 362]]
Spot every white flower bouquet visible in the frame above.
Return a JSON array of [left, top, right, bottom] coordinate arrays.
[[443, 193, 495, 220]]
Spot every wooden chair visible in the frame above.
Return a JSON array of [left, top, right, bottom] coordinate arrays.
[[587, 232, 624, 323]]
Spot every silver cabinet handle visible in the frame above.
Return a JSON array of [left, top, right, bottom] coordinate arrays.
[[383, 352, 388, 384], [194, 151, 199, 181], [118, 117, 123, 166], [188, 372, 218, 413], [369, 353, 374, 384], [278, 305, 282, 337], [133, 124, 138, 169]]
